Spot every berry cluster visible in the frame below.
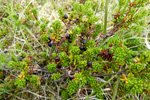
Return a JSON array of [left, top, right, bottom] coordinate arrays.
[[66, 33, 72, 43], [64, 15, 72, 43], [79, 40, 87, 51]]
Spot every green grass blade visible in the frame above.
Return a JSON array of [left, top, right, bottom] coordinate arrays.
[[20, 28, 34, 53]]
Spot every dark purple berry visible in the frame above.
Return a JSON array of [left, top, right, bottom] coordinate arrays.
[[48, 41, 52, 47], [19, 56, 23, 61], [79, 45, 84, 50], [66, 34, 70, 39], [64, 14, 68, 19], [48, 36, 51, 41], [87, 61, 92, 67], [79, 45, 86, 51], [81, 40, 87, 44], [55, 57, 60, 62], [68, 39, 72, 43]]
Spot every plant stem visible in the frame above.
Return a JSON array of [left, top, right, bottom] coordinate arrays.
[[112, 75, 120, 100], [104, 0, 108, 34]]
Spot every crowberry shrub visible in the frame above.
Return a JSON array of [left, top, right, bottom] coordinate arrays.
[[0, 0, 150, 100]]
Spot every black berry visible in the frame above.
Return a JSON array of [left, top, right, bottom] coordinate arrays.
[[66, 34, 70, 39], [68, 39, 72, 43], [48, 41, 52, 47], [76, 18, 79, 21], [57, 64, 62, 69], [81, 40, 87, 44], [48, 36, 51, 41], [87, 61, 92, 67], [64, 14, 68, 19], [19, 56, 23, 61], [55, 57, 60, 62], [79, 45, 86, 51]]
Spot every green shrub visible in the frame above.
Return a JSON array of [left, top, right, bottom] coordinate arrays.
[[0, 0, 150, 99]]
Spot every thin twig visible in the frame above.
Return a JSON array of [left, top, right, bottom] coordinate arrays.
[[96, 22, 122, 46], [24, 90, 51, 99], [92, 69, 128, 77]]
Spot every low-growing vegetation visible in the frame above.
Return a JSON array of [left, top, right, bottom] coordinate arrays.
[[0, 0, 150, 99]]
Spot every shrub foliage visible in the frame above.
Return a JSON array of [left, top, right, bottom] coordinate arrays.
[[0, 0, 150, 99]]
